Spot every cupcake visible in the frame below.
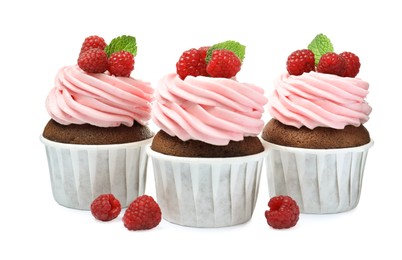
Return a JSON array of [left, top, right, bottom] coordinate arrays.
[[147, 41, 268, 227], [41, 35, 154, 210], [262, 34, 373, 213]]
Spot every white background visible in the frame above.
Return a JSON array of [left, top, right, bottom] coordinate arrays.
[[1, 0, 400, 259]]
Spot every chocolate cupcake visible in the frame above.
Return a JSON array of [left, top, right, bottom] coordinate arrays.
[[147, 40, 268, 227], [262, 34, 373, 214], [40, 35, 154, 210]]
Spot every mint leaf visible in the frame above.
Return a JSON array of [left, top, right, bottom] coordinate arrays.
[[206, 40, 246, 63], [308, 34, 334, 65], [105, 35, 137, 57]]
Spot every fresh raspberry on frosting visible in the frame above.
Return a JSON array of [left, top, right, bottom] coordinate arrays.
[[198, 46, 210, 59], [80, 35, 107, 54], [316, 52, 346, 76], [176, 40, 245, 80], [286, 49, 315, 76], [78, 48, 109, 73], [206, 49, 241, 78], [339, 51, 360, 77], [176, 48, 209, 80], [108, 50, 135, 77], [304, 33, 361, 78]]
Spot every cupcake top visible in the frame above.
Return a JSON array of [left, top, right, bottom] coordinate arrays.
[[266, 34, 372, 130], [152, 41, 268, 146], [45, 35, 153, 128]]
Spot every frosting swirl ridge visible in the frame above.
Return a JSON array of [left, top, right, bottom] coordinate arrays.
[[152, 73, 268, 146], [267, 71, 372, 129], [46, 65, 153, 127]]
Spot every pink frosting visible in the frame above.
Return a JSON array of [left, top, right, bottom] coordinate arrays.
[[46, 65, 153, 127], [152, 73, 268, 146], [267, 72, 372, 129]]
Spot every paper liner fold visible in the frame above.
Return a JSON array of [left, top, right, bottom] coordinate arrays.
[[264, 140, 373, 213], [147, 147, 266, 227], [41, 136, 151, 210]]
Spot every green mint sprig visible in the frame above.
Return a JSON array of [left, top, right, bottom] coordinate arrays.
[[205, 40, 246, 63], [105, 35, 137, 57], [308, 34, 334, 65]]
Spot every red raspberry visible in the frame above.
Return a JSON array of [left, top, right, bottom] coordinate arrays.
[[339, 51, 360, 77], [265, 195, 299, 229], [108, 50, 135, 77], [90, 194, 121, 221], [80, 35, 107, 54], [206, 49, 241, 78], [286, 49, 315, 76], [77, 48, 108, 73], [198, 46, 210, 60], [176, 48, 209, 80], [197, 46, 210, 75], [316, 52, 346, 76], [123, 195, 162, 231]]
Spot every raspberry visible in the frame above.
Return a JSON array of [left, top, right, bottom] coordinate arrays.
[[286, 49, 315, 76], [339, 51, 360, 77], [198, 46, 210, 60], [80, 35, 107, 54], [316, 52, 346, 76], [108, 50, 135, 77], [265, 195, 299, 229], [197, 46, 210, 76], [176, 48, 209, 80], [77, 48, 108, 73], [90, 194, 121, 221], [123, 195, 161, 231], [206, 49, 241, 78]]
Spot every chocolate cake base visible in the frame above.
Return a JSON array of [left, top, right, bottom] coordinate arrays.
[[262, 119, 370, 149], [42, 119, 153, 145], [151, 130, 264, 158]]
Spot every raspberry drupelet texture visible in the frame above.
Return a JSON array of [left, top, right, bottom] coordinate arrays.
[[80, 35, 107, 54], [90, 194, 122, 221], [316, 52, 346, 76], [206, 49, 241, 78], [123, 195, 162, 231], [78, 48, 109, 73], [198, 46, 210, 60], [286, 49, 315, 76], [265, 195, 300, 229], [339, 51, 360, 77], [108, 50, 135, 77], [176, 48, 209, 79]]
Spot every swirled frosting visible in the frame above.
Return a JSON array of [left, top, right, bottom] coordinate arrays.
[[267, 72, 372, 129], [152, 73, 268, 146], [46, 65, 153, 127]]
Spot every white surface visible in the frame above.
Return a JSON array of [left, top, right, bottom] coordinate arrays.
[[1, 0, 400, 259]]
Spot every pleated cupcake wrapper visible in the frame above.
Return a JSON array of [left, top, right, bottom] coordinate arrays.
[[147, 147, 267, 228], [264, 140, 374, 214], [40, 136, 152, 210]]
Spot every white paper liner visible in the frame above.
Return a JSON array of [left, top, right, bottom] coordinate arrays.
[[263, 140, 374, 214], [40, 135, 152, 210], [147, 147, 266, 228]]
